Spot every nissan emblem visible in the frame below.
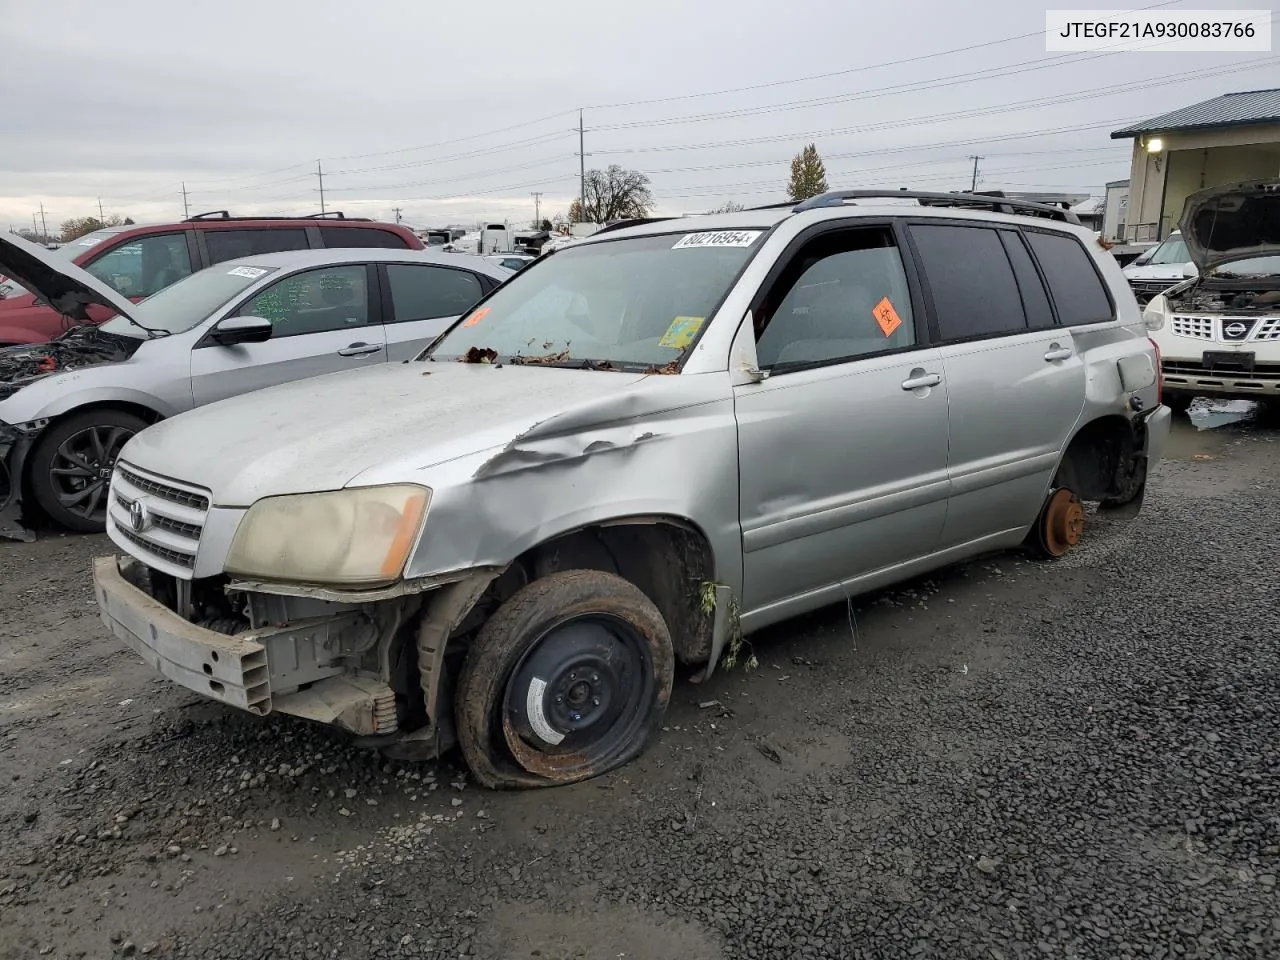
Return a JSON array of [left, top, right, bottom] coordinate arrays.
[[1225, 322, 1248, 338]]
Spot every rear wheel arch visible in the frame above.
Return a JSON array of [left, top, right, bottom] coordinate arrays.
[[1053, 414, 1146, 505]]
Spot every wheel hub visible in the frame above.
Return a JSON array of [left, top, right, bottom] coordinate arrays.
[[1041, 488, 1085, 557]]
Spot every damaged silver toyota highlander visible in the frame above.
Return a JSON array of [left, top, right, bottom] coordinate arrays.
[[91, 191, 1172, 789]]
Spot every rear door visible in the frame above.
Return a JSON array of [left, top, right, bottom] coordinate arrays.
[[189, 263, 388, 406], [377, 262, 488, 361], [905, 221, 1088, 548]]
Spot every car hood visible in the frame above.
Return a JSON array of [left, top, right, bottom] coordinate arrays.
[[120, 361, 654, 506], [0, 234, 137, 324], [1122, 263, 1191, 281], [1179, 180, 1280, 273]]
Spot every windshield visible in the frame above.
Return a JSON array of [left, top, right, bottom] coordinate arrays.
[[1213, 255, 1280, 278], [1142, 235, 1190, 266], [99, 263, 279, 338], [427, 229, 768, 369]]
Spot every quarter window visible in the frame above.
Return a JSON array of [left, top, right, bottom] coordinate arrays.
[[84, 233, 192, 298], [910, 223, 1026, 340], [755, 227, 917, 370], [238, 265, 369, 337], [204, 228, 309, 266], [319, 227, 410, 249], [1024, 230, 1114, 326], [385, 264, 484, 322]]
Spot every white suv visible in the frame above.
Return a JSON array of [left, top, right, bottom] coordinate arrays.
[[1144, 181, 1280, 409]]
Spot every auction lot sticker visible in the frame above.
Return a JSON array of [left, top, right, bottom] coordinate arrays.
[[673, 231, 763, 249]]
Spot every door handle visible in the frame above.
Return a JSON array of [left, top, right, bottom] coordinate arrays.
[[1044, 346, 1073, 362], [338, 342, 382, 357], [901, 372, 942, 391]]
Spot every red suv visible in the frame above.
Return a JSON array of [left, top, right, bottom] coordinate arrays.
[[0, 211, 424, 345]]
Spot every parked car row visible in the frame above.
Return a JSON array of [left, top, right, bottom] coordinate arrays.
[[45, 187, 1176, 790]]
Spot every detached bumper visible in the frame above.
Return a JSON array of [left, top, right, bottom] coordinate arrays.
[[92, 555, 398, 735]]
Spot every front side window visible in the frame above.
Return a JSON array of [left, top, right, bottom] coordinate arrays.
[[319, 226, 409, 249], [385, 264, 483, 323], [427, 229, 768, 369], [755, 227, 917, 370], [1024, 230, 1114, 327], [84, 233, 192, 298], [238, 264, 369, 337], [204, 228, 309, 266], [911, 223, 1027, 340]]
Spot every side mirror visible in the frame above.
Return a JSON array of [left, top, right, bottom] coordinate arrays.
[[1143, 294, 1168, 332], [212, 315, 273, 346], [1182, 261, 1198, 279]]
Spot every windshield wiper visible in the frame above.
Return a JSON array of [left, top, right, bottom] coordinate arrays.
[[117, 314, 171, 339]]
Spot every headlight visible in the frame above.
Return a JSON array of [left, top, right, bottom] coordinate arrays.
[[226, 484, 430, 587]]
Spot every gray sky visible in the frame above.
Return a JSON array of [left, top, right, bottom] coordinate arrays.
[[2, 0, 1276, 233]]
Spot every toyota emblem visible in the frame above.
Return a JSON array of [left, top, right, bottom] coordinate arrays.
[[1225, 322, 1248, 338], [128, 499, 148, 533]]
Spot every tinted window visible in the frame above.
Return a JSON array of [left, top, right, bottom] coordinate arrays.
[[84, 233, 192, 298], [319, 226, 409, 249], [999, 231, 1055, 330], [385, 264, 483, 323], [205, 228, 309, 266], [755, 227, 917, 370], [238, 264, 369, 337], [911, 224, 1025, 340], [1024, 230, 1114, 326]]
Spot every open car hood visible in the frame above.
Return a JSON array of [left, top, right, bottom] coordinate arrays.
[[1179, 180, 1280, 273], [0, 233, 137, 323]]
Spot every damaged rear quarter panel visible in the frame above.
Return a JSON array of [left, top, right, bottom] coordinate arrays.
[[367, 372, 745, 597]]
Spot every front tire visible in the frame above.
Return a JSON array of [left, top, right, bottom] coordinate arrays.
[[455, 569, 674, 789], [28, 409, 147, 533]]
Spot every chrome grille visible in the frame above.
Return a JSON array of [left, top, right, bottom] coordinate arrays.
[[1255, 318, 1280, 341], [1170, 316, 1214, 340], [107, 462, 211, 579]]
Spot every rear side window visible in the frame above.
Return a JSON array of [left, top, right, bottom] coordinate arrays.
[[998, 231, 1055, 330], [1024, 230, 1114, 326], [319, 227, 410, 249], [205, 228, 308, 266], [385, 264, 483, 322], [910, 224, 1026, 340]]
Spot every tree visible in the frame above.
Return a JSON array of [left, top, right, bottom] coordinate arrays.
[[60, 213, 133, 242], [786, 143, 829, 203], [573, 165, 655, 223], [708, 200, 745, 214]]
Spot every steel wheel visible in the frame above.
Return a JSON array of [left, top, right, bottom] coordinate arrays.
[[29, 409, 148, 534], [455, 569, 674, 789]]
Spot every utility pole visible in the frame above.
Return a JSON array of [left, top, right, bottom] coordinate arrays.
[[38, 203, 48, 241], [574, 109, 590, 223], [181, 182, 190, 219], [32, 213, 38, 238], [392, 206, 403, 224], [316, 161, 326, 215], [968, 155, 983, 193], [531, 191, 542, 227], [97, 197, 105, 223]]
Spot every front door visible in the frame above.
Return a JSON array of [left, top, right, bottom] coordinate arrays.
[[907, 222, 1088, 546], [735, 223, 951, 617], [190, 263, 387, 406]]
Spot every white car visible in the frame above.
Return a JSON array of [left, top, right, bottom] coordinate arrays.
[[1123, 230, 1194, 304], [1144, 180, 1280, 410]]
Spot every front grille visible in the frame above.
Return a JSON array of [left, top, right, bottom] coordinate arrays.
[[1255, 318, 1280, 341], [1171, 316, 1213, 339], [107, 462, 212, 579], [1129, 280, 1173, 303], [116, 465, 209, 511], [1169, 314, 1280, 344]]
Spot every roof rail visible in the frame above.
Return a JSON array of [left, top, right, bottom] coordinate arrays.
[[183, 211, 374, 223], [591, 216, 681, 236], [791, 190, 1081, 224]]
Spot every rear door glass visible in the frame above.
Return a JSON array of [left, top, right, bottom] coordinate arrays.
[[204, 229, 309, 266], [910, 223, 1027, 341]]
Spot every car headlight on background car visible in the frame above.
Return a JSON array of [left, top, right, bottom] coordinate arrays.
[[225, 484, 430, 587]]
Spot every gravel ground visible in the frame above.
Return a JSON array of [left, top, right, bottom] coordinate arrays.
[[1, 408, 1277, 960]]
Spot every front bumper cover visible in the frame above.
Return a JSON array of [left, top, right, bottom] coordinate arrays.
[[0, 419, 41, 542], [92, 555, 399, 736]]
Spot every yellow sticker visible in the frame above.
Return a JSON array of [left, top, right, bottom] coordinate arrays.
[[658, 316, 705, 349]]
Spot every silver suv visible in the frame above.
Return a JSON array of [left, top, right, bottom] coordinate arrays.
[[91, 190, 1172, 790]]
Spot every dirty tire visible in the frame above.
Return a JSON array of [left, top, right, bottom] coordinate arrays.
[[28, 409, 148, 533], [455, 569, 674, 790], [1027, 487, 1085, 560]]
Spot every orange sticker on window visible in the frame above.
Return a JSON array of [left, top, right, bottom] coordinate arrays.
[[461, 307, 491, 328], [872, 297, 903, 338]]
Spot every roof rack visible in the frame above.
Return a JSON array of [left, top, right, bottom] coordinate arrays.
[[591, 216, 680, 236], [183, 210, 373, 223], [791, 190, 1080, 224]]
